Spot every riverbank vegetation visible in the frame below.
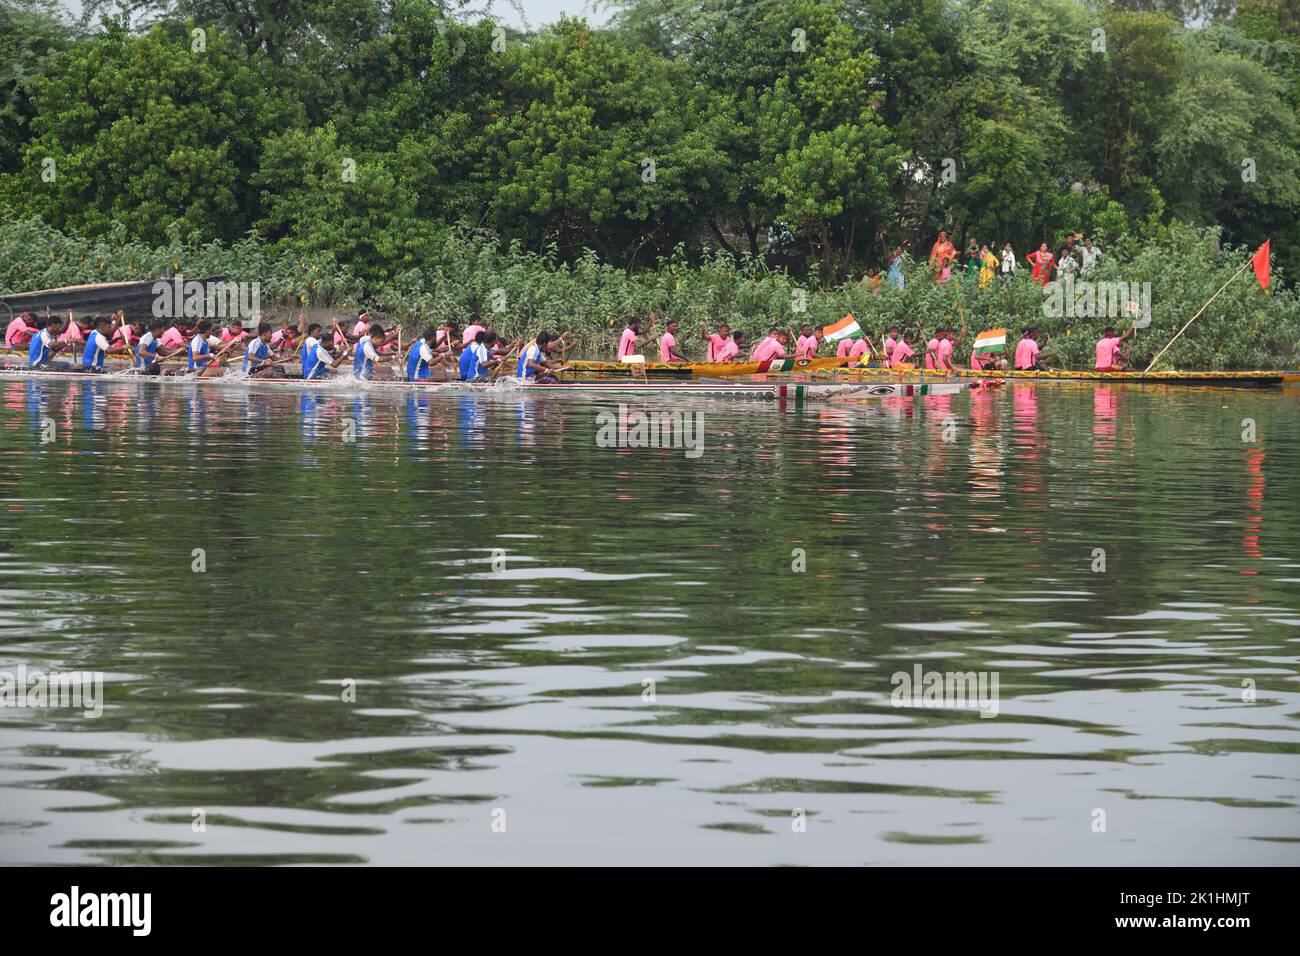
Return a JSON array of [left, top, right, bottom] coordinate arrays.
[[2, 0, 1300, 367]]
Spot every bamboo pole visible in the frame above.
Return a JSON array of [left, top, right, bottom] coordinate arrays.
[[1145, 258, 1253, 372]]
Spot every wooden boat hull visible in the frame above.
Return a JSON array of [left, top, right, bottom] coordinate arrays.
[[0, 366, 966, 401], [840, 365, 1295, 388], [562, 356, 853, 378]]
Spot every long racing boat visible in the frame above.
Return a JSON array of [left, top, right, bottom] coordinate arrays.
[[0, 365, 970, 402], [836, 365, 1300, 388]]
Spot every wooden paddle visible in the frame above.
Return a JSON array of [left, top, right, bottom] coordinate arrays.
[[490, 339, 524, 382]]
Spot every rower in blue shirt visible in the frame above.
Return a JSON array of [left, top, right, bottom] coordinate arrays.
[[134, 319, 170, 375], [353, 324, 387, 379], [81, 315, 129, 371], [405, 328, 443, 382], [243, 322, 276, 375]]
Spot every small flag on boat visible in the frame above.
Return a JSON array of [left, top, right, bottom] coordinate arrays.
[[822, 313, 862, 343], [1252, 240, 1271, 290], [757, 358, 796, 373], [973, 328, 1007, 353]]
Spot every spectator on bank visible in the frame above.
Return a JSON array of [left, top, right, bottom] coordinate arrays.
[[929, 231, 956, 270], [1000, 242, 1017, 282], [887, 248, 906, 288], [1026, 243, 1056, 285], [1080, 237, 1101, 277]]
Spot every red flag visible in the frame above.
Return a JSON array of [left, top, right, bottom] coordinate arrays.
[[1252, 240, 1271, 289]]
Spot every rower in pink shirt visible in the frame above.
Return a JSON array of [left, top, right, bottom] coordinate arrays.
[[715, 332, 743, 362], [794, 325, 821, 359], [836, 336, 855, 358], [888, 334, 915, 367], [701, 323, 730, 361], [435, 323, 459, 354], [848, 336, 871, 362], [1014, 329, 1042, 370], [750, 329, 788, 362], [220, 321, 247, 344], [936, 329, 956, 371], [159, 324, 186, 350], [1094, 324, 1135, 370], [462, 322, 486, 346], [59, 315, 86, 344], [924, 332, 941, 370], [882, 326, 900, 364], [620, 318, 652, 358], [352, 312, 371, 339], [4, 313, 33, 349], [659, 320, 686, 362]]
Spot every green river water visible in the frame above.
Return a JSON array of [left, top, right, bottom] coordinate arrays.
[[0, 377, 1298, 865]]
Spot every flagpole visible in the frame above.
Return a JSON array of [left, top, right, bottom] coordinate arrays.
[[1145, 257, 1255, 372]]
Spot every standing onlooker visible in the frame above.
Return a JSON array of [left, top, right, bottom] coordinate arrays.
[[964, 239, 981, 282], [1026, 243, 1056, 286], [1057, 246, 1079, 281], [887, 248, 906, 288], [1000, 242, 1017, 282], [929, 231, 956, 270], [1080, 238, 1101, 277], [979, 244, 998, 289]]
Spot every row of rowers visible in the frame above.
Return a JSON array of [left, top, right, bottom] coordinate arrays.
[[620, 316, 1141, 372], [10, 310, 579, 381]]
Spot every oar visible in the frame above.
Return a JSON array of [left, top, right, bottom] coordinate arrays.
[[490, 340, 523, 382]]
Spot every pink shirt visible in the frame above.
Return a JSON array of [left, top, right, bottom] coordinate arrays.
[[848, 338, 870, 359], [5, 317, 31, 348], [463, 324, 486, 346], [618, 327, 638, 358], [1095, 336, 1123, 369], [971, 349, 988, 370], [716, 339, 739, 362], [751, 336, 785, 362], [160, 327, 185, 349], [220, 326, 247, 343], [1014, 338, 1040, 369], [333, 329, 348, 350], [795, 335, 818, 359], [353, 319, 369, 338], [270, 329, 286, 347], [937, 337, 953, 370], [706, 333, 728, 362], [883, 335, 897, 361], [924, 337, 940, 370], [60, 322, 84, 344], [889, 340, 915, 366], [659, 332, 677, 363], [112, 325, 133, 346], [836, 338, 854, 358]]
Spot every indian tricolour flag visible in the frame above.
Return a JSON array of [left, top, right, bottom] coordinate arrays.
[[973, 328, 1007, 354], [757, 358, 796, 373], [823, 313, 862, 343]]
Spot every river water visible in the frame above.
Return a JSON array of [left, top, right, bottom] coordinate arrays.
[[1, 377, 1298, 865]]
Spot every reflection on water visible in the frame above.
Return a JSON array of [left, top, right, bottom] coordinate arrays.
[[1, 379, 1299, 866]]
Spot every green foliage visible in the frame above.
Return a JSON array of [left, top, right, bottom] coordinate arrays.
[[1, 0, 1299, 368], [5, 216, 1295, 370]]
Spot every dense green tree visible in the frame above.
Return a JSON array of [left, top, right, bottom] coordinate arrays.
[[1, 20, 275, 243], [0, 0, 73, 173]]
